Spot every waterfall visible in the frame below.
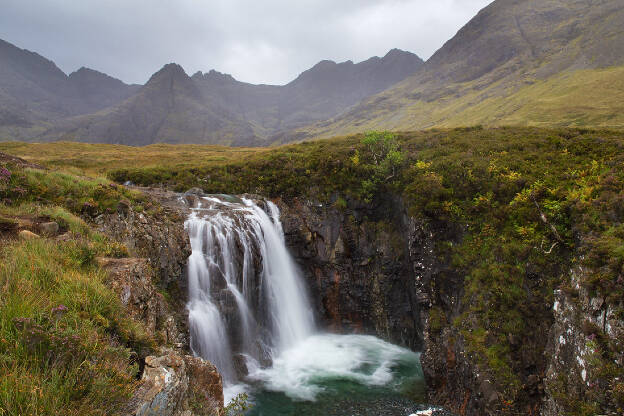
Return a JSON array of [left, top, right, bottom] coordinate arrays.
[[185, 195, 315, 385]]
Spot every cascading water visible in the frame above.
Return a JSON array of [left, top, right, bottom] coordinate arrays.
[[185, 195, 435, 415], [186, 196, 314, 384]]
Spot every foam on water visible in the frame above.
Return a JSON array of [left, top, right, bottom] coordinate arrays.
[[248, 333, 422, 401]]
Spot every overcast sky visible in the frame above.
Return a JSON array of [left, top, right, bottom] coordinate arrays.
[[0, 0, 493, 85]]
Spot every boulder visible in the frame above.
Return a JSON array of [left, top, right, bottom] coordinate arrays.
[[127, 353, 223, 416], [18, 230, 40, 240], [183, 355, 224, 413], [130, 354, 188, 416]]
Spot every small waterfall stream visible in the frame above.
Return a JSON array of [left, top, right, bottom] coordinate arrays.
[[185, 195, 432, 415]]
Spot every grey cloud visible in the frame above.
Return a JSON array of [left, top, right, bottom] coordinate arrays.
[[0, 0, 493, 85]]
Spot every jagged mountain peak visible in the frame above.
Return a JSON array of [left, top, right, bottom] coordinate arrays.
[[192, 69, 237, 84], [68, 66, 129, 85], [148, 63, 188, 81]]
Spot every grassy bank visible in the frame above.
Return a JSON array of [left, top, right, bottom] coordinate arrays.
[[0, 160, 154, 415]]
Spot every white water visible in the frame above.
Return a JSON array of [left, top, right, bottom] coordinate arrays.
[[186, 196, 315, 386], [185, 195, 423, 411], [247, 333, 421, 401]]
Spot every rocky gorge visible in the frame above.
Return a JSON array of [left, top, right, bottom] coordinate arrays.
[[82, 181, 622, 415], [2, 134, 623, 416], [274, 193, 624, 415]]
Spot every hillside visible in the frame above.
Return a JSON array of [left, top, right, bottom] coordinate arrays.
[[192, 49, 424, 138], [297, 0, 624, 138], [0, 39, 138, 140], [43, 64, 260, 146], [44, 49, 422, 145]]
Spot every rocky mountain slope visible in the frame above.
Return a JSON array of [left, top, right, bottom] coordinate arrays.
[[44, 63, 260, 146], [0, 38, 423, 145], [299, 0, 624, 138], [44, 49, 422, 146], [0, 39, 139, 139]]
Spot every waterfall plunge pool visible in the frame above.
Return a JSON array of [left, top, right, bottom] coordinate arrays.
[[230, 333, 441, 416]]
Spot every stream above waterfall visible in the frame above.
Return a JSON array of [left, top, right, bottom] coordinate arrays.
[[184, 195, 447, 416]]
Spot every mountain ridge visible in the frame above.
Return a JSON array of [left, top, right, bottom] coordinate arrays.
[[2, 0, 624, 145], [29, 47, 424, 145]]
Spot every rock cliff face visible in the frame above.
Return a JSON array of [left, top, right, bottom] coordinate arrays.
[[278, 196, 428, 350], [93, 198, 191, 287], [87, 190, 224, 416], [277, 195, 623, 415], [542, 263, 624, 415], [277, 196, 486, 411], [97, 257, 186, 348]]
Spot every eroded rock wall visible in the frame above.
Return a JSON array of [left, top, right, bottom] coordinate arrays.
[[278, 196, 426, 350], [542, 264, 624, 415], [277, 194, 623, 416]]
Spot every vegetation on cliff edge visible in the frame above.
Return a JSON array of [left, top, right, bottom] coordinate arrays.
[[3, 126, 624, 414], [0, 160, 157, 415]]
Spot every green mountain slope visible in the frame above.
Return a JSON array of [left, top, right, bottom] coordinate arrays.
[[296, 0, 624, 139]]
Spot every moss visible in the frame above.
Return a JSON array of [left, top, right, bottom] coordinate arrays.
[[429, 307, 446, 334], [333, 196, 348, 211]]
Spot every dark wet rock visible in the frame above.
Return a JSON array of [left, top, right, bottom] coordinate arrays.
[[94, 198, 191, 288], [277, 195, 438, 352], [185, 188, 205, 196], [37, 221, 59, 236], [0, 215, 19, 233], [276, 194, 551, 415]]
